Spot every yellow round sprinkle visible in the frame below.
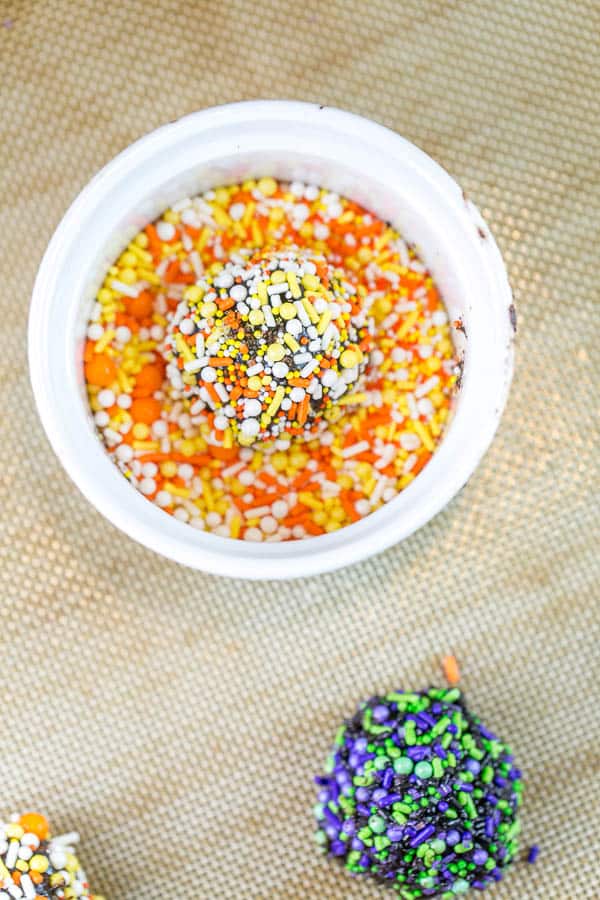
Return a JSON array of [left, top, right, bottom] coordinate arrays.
[[97, 288, 113, 304], [30, 854, 50, 873], [302, 274, 320, 290], [340, 349, 360, 368], [257, 177, 277, 196], [214, 187, 230, 206], [247, 375, 262, 391], [135, 232, 149, 248], [200, 301, 217, 318], [248, 309, 265, 326], [160, 461, 177, 477], [119, 268, 137, 285], [279, 302, 297, 320], [119, 251, 137, 267], [184, 285, 203, 302], [270, 270, 287, 284], [267, 343, 285, 362], [132, 423, 150, 440]]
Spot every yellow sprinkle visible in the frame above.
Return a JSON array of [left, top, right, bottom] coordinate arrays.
[[284, 333, 300, 353], [160, 461, 178, 477], [135, 232, 149, 248], [242, 201, 256, 227], [257, 176, 277, 196], [256, 280, 268, 304], [94, 328, 116, 354], [301, 295, 319, 324], [302, 273, 320, 290], [271, 270, 287, 284], [184, 285, 203, 302], [413, 420, 435, 452], [118, 267, 137, 285], [340, 349, 360, 368], [15, 859, 28, 873], [337, 392, 367, 406], [223, 428, 233, 449], [29, 854, 49, 873], [179, 439, 196, 456], [251, 220, 264, 246], [286, 271, 302, 298], [267, 343, 285, 362], [0, 861, 9, 881], [249, 309, 264, 326], [127, 243, 153, 264], [163, 209, 180, 224], [298, 491, 322, 510], [132, 440, 160, 451], [175, 333, 194, 361], [396, 309, 420, 340], [138, 268, 161, 285], [213, 206, 231, 228], [316, 309, 332, 335], [267, 385, 285, 417], [230, 515, 242, 538], [196, 227, 211, 251], [279, 302, 297, 320], [164, 482, 190, 498], [247, 375, 262, 391], [200, 301, 217, 318]]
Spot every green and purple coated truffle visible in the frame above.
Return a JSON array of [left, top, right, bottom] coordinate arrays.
[[314, 688, 523, 897]]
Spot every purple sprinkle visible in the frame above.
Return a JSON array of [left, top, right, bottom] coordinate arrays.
[[447, 724, 458, 734], [407, 746, 430, 761], [494, 775, 507, 788], [372, 788, 387, 803], [372, 704, 390, 723], [434, 742, 447, 759], [486, 794, 498, 806], [359, 853, 370, 868], [473, 849, 488, 865], [330, 840, 346, 856], [356, 804, 371, 817], [379, 793, 402, 808], [416, 711, 436, 728], [342, 819, 356, 835], [410, 824, 435, 847], [355, 787, 370, 802], [485, 817, 495, 838], [354, 737, 368, 752], [492, 868, 503, 881], [446, 829, 460, 846], [472, 881, 487, 890], [465, 758, 481, 774], [329, 782, 341, 799], [387, 825, 404, 842], [432, 702, 442, 713], [510, 768, 522, 780], [438, 783, 452, 796], [527, 845, 540, 864], [404, 826, 416, 838], [314, 775, 330, 786], [382, 769, 394, 790], [351, 837, 364, 851], [438, 800, 449, 812], [478, 724, 496, 741], [497, 845, 507, 860], [458, 782, 473, 793], [503, 754, 514, 764], [323, 808, 342, 829], [408, 788, 421, 799], [318, 789, 329, 803]]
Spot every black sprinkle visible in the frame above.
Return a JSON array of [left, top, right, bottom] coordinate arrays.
[[509, 304, 517, 333], [477, 226, 487, 240]]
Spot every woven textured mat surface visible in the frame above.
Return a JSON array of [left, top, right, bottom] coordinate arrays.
[[1, 0, 599, 897]]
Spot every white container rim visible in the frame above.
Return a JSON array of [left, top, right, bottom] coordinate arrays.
[[29, 101, 514, 579]]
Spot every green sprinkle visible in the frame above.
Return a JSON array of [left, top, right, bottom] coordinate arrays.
[[404, 720, 417, 745], [374, 835, 391, 851], [394, 757, 414, 775], [415, 761, 433, 779], [368, 815, 386, 834], [452, 878, 470, 893], [481, 765, 494, 784]]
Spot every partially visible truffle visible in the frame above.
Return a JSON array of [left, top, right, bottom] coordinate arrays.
[[314, 688, 522, 897], [0, 812, 103, 899], [164, 248, 373, 444]]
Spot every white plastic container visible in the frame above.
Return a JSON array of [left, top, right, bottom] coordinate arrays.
[[29, 101, 514, 579]]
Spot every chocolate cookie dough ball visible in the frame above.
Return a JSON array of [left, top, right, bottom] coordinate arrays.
[[165, 249, 373, 444], [314, 688, 523, 897]]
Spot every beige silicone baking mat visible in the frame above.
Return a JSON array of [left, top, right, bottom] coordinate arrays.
[[1, 0, 599, 896]]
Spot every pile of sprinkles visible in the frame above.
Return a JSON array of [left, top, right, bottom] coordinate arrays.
[[0, 813, 102, 899], [84, 177, 459, 540], [314, 688, 523, 898]]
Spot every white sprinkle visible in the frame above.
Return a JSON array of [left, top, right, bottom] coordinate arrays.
[[140, 477, 156, 495], [260, 515, 278, 534], [230, 283, 247, 302], [286, 318, 302, 336], [156, 220, 176, 241], [280, 397, 292, 410], [115, 325, 132, 344], [214, 271, 234, 289], [313, 222, 330, 240], [179, 317, 195, 335], [238, 469, 255, 486], [184, 358, 205, 373], [355, 498, 371, 516], [142, 462, 158, 477], [110, 279, 140, 298], [4, 840, 18, 869], [246, 363, 263, 376], [229, 202, 245, 220], [407, 393, 419, 419], [271, 499, 288, 519], [200, 366, 216, 383], [241, 418, 260, 437], [290, 387, 306, 402], [222, 461, 245, 479], [432, 310, 448, 326], [214, 382, 229, 402], [291, 524, 306, 538], [244, 399, 262, 418], [321, 368, 338, 388], [94, 410, 109, 427], [214, 414, 229, 431], [244, 527, 263, 542], [87, 323, 104, 340], [417, 398, 434, 416], [155, 490, 171, 507], [418, 344, 433, 359], [19, 875, 35, 900], [403, 454, 417, 474], [272, 361, 289, 378], [294, 300, 311, 326], [375, 446, 397, 469], [415, 376, 439, 398], [174, 507, 189, 522], [399, 432, 421, 451], [304, 184, 319, 200], [290, 181, 305, 196], [341, 440, 370, 459], [97, 389, 115, 408], [206, 511, 222, 527], [263, 307, 276, 328]]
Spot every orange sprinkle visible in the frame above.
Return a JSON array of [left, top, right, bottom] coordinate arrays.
[[442, 655, 461, 686]]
